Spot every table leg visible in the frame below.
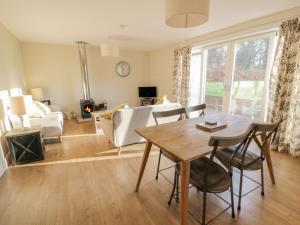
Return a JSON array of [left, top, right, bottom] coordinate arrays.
[[135, 141, 152, 192], [180, 160, 190, 225], [261, 132, 275, 184]]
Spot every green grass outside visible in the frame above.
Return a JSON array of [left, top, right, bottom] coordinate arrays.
[[206, 81, 264, 99]]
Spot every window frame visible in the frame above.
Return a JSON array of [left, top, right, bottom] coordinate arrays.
[[190, 31, 278, 121]]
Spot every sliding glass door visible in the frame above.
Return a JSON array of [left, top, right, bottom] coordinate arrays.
[[189, 32, 277, 121], [204, 46, 228, 111], [230, 38, 270, 120]]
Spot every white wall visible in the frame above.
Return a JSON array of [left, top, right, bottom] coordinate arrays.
[[0, 24, 25, 91], [22, 43, 150, 114], [149, 46, 174, 99], [0, 22, 25, 177]]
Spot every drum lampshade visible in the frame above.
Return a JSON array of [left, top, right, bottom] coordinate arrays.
[[165, 0, 209, 28]]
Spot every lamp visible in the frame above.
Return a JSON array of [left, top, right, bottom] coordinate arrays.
[[30, 88, 44, 101], [165, 0, 209, 28], [10, 95, 33, 130], [101, 43, 119, 57]]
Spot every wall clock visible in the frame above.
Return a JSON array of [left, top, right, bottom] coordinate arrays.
[[115, 61, 130, 77]]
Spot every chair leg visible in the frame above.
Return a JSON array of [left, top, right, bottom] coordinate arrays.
[[175, 163, 180, 203], [261, 165, 265, 196], [155, 150, 162, 180], [230, 176, 235, 218], [238, 169, 244, 211], [168, 167, 177, 206], [202, 191, 207, 225]]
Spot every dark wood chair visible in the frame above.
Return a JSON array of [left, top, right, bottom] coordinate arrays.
[[190, 126, 252, 225], [152, 107, 188, 205], [215, 120, 282, 211], [186, 104, 206, 117]]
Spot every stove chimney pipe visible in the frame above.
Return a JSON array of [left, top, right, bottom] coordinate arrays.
[[76, 41, 90, 100]]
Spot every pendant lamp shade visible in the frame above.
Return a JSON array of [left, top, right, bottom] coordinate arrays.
[[165, 0, 209, 28]]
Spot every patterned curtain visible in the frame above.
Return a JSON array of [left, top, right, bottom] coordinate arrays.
[[172, 46, 191, 106], [268, 17, 300, 157]]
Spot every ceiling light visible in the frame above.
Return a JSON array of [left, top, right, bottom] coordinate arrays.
[[165, 0, 209, 28]]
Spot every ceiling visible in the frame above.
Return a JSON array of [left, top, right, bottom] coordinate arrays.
[[0, 0, 299, 50]]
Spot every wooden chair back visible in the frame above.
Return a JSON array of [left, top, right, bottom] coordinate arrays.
[[152, 107, 188, 125], [251, 119, 282, 153], [203, 125, 253, 188], [230, 119, 282, 166], [186, 104, 206, 117]]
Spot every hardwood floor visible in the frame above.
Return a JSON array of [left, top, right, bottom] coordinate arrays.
[[0, 120, 300, 225], [44, 120, 148, 164]]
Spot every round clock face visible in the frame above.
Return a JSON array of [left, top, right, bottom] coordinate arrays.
[[116, 61, 130, 77]]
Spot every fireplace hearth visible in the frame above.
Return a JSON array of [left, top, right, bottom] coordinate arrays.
[[80, 99, 95, 119]]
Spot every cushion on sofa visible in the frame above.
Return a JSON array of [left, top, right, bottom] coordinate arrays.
[[30, 102, 45, 118], [35, 101, 51, 114], [100, 103, 128, 119], [155, 94, 171, 105]]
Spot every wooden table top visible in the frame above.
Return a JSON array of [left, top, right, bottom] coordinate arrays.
[[5, 125, 42, 138], [135, 112, 254, 162]]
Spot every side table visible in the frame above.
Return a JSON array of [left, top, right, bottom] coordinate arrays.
[[5, 126, 45, 165]]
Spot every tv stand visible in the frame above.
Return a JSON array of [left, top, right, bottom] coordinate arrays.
[[141, 97, 156, 106]]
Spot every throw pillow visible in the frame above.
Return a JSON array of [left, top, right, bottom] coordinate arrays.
[[35, 101, 51, 114], [155, 94, 170, 105], [30, 102, 45, 118], [100, 104, 127, 120]]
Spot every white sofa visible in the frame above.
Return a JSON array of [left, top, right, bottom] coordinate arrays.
[[9, 105, 63, 142], [99, 103, 182, 151], [29, 110, 63, 142]]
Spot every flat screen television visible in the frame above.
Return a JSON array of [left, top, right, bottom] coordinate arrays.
[[139, 87, 157, 98]]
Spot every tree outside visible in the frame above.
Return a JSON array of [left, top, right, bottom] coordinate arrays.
[[205, 38, 269, 118]]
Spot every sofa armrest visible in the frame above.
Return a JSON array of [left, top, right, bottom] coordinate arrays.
[[99, 116, 115, 145], [44, 112, 64, 128]]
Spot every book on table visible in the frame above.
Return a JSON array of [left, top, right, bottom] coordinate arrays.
[[196, 121, 227, 132]]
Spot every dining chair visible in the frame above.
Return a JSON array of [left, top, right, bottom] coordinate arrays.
[[186, 104, 206, 117], [215, 119, 282, 211], [152, 107, 188, 205], [189, 126, 252, 225]]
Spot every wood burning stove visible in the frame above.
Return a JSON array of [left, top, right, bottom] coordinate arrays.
[[77, 41, 95, 120], [80, 99, 95, 119]]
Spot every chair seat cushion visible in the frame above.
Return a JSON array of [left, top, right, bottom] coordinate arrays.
[[215, 146, 263, 171], [190, 157, 231, 193]]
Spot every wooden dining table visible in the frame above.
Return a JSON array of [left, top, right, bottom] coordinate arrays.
[[134, 112, 275, 225]]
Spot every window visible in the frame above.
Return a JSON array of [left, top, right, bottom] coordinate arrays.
[[204, 45, 228, 111], [190, 32, 278, 121], [10, 88, 22, 97], [190, 50, 202, 106]]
